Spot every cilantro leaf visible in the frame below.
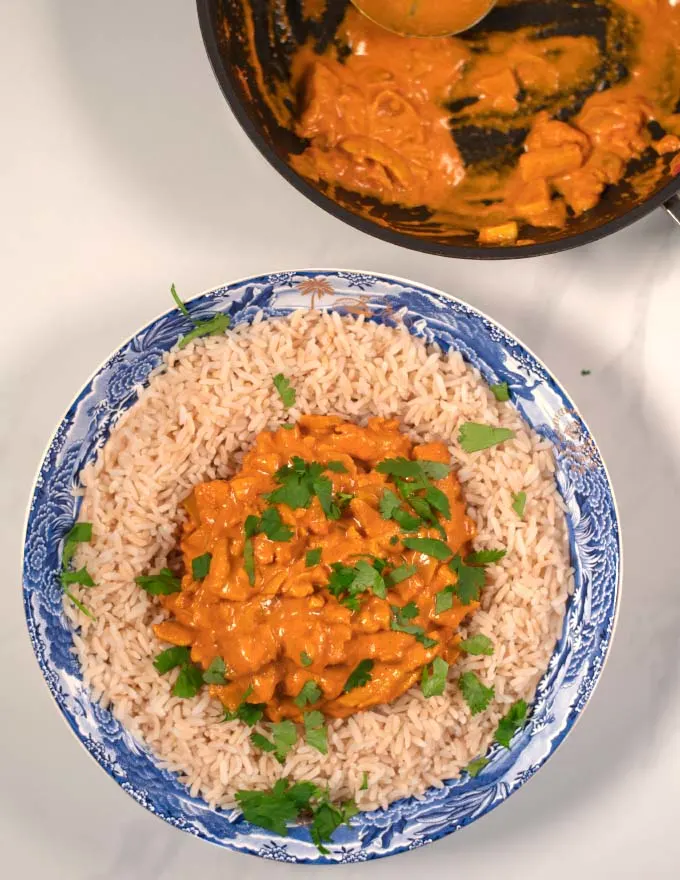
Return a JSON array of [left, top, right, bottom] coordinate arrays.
[[352, 559, 386, 599], [434, 586, 454, 614], [379, 490, 401, 519], [295, 680, 322, 708], [271, 720, 297, 762], [244, 520, 256, 586], [417, 460, 450, 480], [386, 563, 417, 585], [153, 645, 190, 674], [360, 771, 369, 791], [178, 314, 230, 349], [402, 536, 452, 560], [304, 710, 328, 754], [170, 282, 190, 317], [390, 604, 438, 647], [424, 485, 451, 520], [203, 656, 228, 684], [494, 699, 528, 748], [60, 567, 95, 588], [512, 491, 527, 517], [135, 567, 181, 596], [466, 548, 506, 565], [449, 555, 486, 604], [236, 702, 266, 726], [459, 634, 494, 655], [191, 553, 212, 580], [62, 522, 93, 568], [466, 756, 490, 777], [61, 589, 95, 619], [250, 731, 277, 753], [173, 663, 204, 698], [400, 601, 418, 619], [376, 458, 449, 481], [459, 672, 495, 715], [258, 507, 294, 542], [310, 800, 358, 854], [343, 660, 374, 693], [312, 475, 335, 518], [325, 461, 347, 473], [300, 651, 313, 667], [421, 656, 449, 697], [273, 374, 296, 408], [305, 548, 322, 567], [235, 784, 301, 836], [490, 382, 510, 402], [458, 422, 515, 453]]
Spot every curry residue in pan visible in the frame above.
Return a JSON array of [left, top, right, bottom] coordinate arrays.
[[154, 416, 477, 721]]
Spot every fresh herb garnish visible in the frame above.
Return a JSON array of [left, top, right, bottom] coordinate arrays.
[[434, 585, 455, 614], [304, 710, 328, 754], [243, 517, 257, 585], [257, 508, 294, 542], [135, 567, 181, 595], [60, 521, 95, 618], [325, 461, 347, 473], [202, 656, 228, 684], [360, 771, 369, 791], [300, 651, 313, 667], [390, 604, 437, 647], [448, 554, 486, 604], [376, 458, 449, 481], [153, 645, 204, 697], [222, 688, 266, 726], [60, 568, 95, 587], [343, 660, 374, 693], [273, 373, 296, 408], [490, 382, 510, 402], [62, 522, 93, 568], [466, 757, 490, 777], [389, 535, 399, 546], [281, 423, 295, 430], [305, 548, 322, 567], [458, 422, 515, 453], [512, 491, 527, 517], [494, 699, 528, 748], [326, 558, 386, 606], [459, 634, 494, 655], [191, 553, 212, 580], [402, 536, 452, 560], [250, 720, 297, 763], [421, 656, 449, 697], [267, 457, 344, 518], [379, 489, 421, 530], [386, 563, 417, 585], [310, 799, 358, 855], [466, 548, 506, 565], [153, 645, 190, 674], [295, 680, 322, 708], [459, 671, 495, 715], [171, 284, 231, 349]]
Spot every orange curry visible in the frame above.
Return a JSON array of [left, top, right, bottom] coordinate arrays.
[[283, 0, 680, 243], [153, 416, 477, 721], [352, 0, 497, 37]]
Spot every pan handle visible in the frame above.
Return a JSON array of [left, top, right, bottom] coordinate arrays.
[[665, 193, 680, 227]]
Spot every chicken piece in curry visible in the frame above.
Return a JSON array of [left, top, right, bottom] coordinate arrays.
[[153, 416, 479, 721]]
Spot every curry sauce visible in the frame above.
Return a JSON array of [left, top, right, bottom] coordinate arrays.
[[153, 416, 478, 721]]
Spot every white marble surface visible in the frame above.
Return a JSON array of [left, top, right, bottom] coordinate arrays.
[[2, 2, 680, 877]]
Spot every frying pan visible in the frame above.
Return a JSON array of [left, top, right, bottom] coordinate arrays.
[[197, 0, 680, 259]]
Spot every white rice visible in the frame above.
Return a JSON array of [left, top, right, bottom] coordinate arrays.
[[66, 310, 572, 811]]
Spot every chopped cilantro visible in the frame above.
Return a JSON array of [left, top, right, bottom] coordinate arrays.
[[250, 721, 297, 763], [300, 651, 313, 667], [389, 535, 399, 546], [61, 589, 95, 619], [135, 567, 181, 595], [421, 656, 449, 697], [402, 536, 452, 560], [466, 548, 506, 565], [494, 699, 528, 748], [376, 458, 449, 481], [60, 567, 95, 588], [267, 457, 343, 517], [258, 507, 294, 542], [304, 710, 328, 754], [325, 461, 347, 473], [305, 548, 322, 567], [351, 559, 387, 599], [295, 680, 322, 708], [434, 585, 455, 614], [343, 660, 374, 693], [390, 604, 438, 647], [311, 800, 358, 855], [512, 491, 527, 517], [222, 688, 266, 726], [171, 284, 231, 349], [379, 489, 401, 519], [490, 382, 510, 402], [449, 555, 486, 604], [202, 656, 228, 684], [191, 553, 212, 580], [153, 645, 190, 674], [60, 521, 96, 617], [170, 282, 190, 317], [250, 731, 276, 753], [387, 563, 417, 585], [326, 559, 386, 605], [459, 634, 494, 655], [424, 485, 451, 520], [458, 422, 515, 453], [281, 423, 295, 430], [173, 663, 204, 698], [466, 757, 490, 777], [459, 671, 495, 715], [62, 522, 93, 568], [273, 374, 296, 408], [360, 771, 369, 791]]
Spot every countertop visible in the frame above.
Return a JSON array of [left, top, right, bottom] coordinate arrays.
[[2, 2, 680, 878]]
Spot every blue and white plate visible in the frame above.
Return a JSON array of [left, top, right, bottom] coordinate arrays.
[[22, 270, 621, 863]]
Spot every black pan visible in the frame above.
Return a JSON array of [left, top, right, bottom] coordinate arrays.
[[197, 0, 680, 259]]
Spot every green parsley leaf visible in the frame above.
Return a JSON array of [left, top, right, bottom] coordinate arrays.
[[387, 563, 417, 585], [312, 474, 335, 518], [434, 586, 454, 614], [458, 422, 515, 453], [379, 489, 401, 519], [258, 507, 294, 542], [295, 680, 322, 708], [400, 601, 418, 619], [178, 313, 230, 349], [267, 458, 322, 510], [244, 515, 260, 538], [466, 548, 506, 565], [223, 690, 266, 726], [325, 461, 347, 473], [62, 522, 93, 568], [273, 374, 296, 408], [459, 634, 494, 655], [494, 699, 528, 748], [310, 800, 358, 854], [421, 656, 449, 697], [203, 656, 228, 684], [352, 559, 387, 599], [390, 604, 438, 647], [192, 553, 212, 580], [305, 548, 322, 567], [250, 731, 277, 753], [418, 460, 451, 480], [376, 458, 450, 481], [173, 663, 204, 698], [235, 783, 301, 836], [424, 485, 451, 520], [512, 491, 527, 517], [490, 382, 510, 402], [327, 559, 386, 604], [459, 671, 495, 715], [402, 536, 452, 560], [153, 645, 190, 674], [304, 710, 328, 754], [466, 757, 490, 777], [60, 567, 95, 588], [407, 493, 447, 540], [343, 659, 374, 693], [449, 555, 486, 604], [135, 567, 181, 596], [360, 771, 369, 791], [271, 720, 297, 762], [300, 651, 313, 667]]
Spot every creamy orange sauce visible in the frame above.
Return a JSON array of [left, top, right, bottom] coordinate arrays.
[[154, 416, 477, 721], [284, 1, 680, 243], [352, 0, 496, 37]]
